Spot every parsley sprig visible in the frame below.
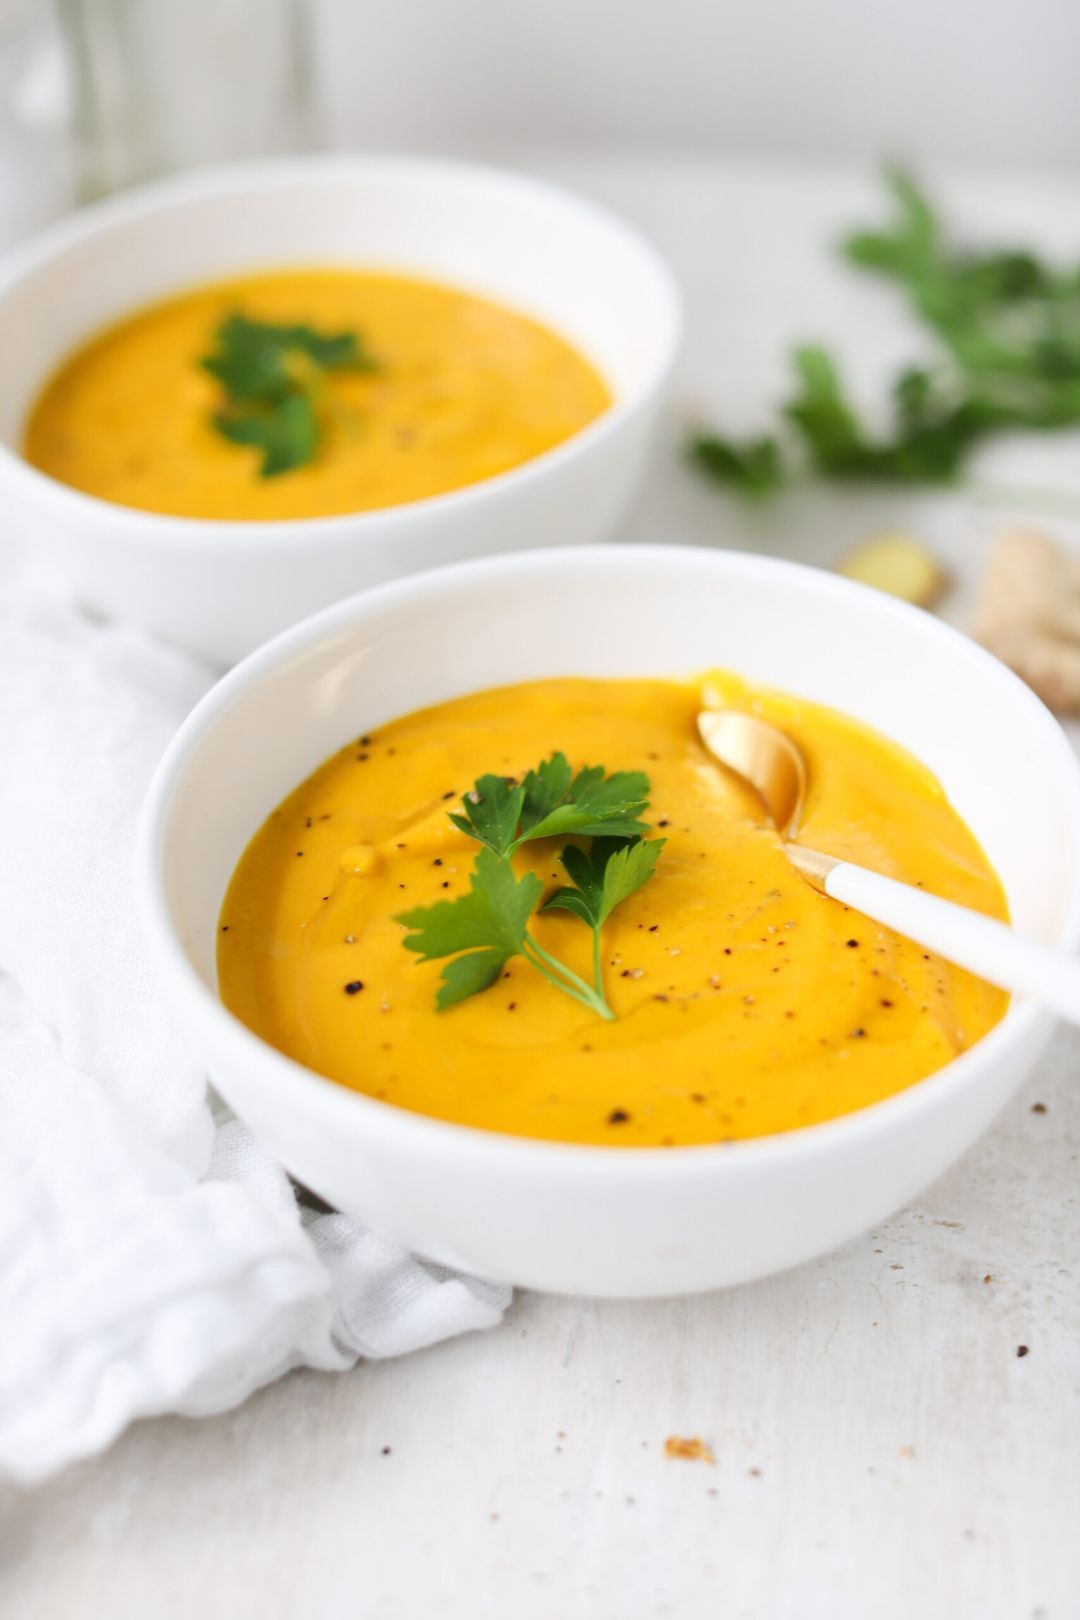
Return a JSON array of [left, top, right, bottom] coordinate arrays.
[[201, 313, 378, 478], [689, 166, 1080, 499], [397, 753, 665, 1019]]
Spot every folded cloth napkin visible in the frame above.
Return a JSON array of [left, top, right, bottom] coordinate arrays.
[[0, 572, 509, 1488]]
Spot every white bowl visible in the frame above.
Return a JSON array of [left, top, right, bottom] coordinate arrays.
[[0, 156, 680, 665], [138, 545, 1080, 1297]]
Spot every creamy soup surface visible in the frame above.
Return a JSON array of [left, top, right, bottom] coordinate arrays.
[[24, 268, 610, 521], [218, 674, 1009, 1147]]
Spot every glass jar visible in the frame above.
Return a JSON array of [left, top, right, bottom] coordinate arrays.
[[0, 0, 73, 246], [58, 0, 315, 201]]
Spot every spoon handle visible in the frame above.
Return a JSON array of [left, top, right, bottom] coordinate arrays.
[[785, 844, 1080, 1029]]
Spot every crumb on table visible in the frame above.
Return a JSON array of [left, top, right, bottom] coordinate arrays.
[[664, 1436, 716, 1463]]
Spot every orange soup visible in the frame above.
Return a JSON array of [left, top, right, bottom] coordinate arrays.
[[218, 674, 1008, 1147]]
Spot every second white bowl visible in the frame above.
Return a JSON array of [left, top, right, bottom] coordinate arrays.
[[0, 155, 680, 664], [138, 546, 1080, 1298]]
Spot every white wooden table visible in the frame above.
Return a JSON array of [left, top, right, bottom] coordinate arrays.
[[2, 154, 1078, 1620]]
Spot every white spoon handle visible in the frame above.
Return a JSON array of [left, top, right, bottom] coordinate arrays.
[[785, 845, 1080, 1029]]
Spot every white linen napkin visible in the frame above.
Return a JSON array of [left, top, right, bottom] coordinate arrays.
[[0, 573, 509, 1489]]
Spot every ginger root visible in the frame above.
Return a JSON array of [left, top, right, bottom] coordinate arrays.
[[837, 534, 947, 608], [974, 529, 1080, 714]]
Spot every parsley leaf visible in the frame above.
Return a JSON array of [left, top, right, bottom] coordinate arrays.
[[844, 164, 941, 287], [688, 432, 785, 497], [201, 312, 378, 479], [448, 774, 526, 859], [396, 848, 542, 1010], [214, 393, 318, 478], [784, 347, 978, 483], [520, 752, 574, 829], [203, 314, 376, 396], [543, 836, 666, 930]]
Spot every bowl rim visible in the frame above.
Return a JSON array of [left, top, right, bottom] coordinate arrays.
[[138, 542, 1080, 1177], [0, 152, 683, 547]]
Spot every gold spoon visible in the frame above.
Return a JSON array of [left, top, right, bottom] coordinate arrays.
[[697, 708, 1080, 1027]]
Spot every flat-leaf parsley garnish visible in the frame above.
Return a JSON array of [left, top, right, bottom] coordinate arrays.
[[397, 755, 665, 1019], [201, 313, 378, 478]]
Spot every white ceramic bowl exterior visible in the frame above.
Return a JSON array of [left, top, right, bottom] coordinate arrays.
[[0, 157, 680, 664], [139, 547, 1080, 1297]]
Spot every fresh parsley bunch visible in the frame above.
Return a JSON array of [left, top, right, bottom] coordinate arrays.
[[690, 166, 1080, 499], [397, 753, 665, 1019]]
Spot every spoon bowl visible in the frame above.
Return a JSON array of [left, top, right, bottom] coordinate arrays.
[[697, 704, 1080, 1028], [697, 709, 806, 835]]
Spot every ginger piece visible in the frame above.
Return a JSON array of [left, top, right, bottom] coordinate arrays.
[[974, 529, 1080, 714], [837, 534, 947, 607]]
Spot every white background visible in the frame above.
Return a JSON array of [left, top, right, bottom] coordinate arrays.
[[317, 0, 1080, 170]]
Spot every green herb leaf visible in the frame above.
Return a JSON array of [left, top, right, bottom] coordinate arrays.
[[448, 774, 526, 859], [279, 324, 374, 372], [214, 393, 319, 479], [203, 325, 292, 403], [434, 948, 515, 1009], [843, 165, 942, 285], [396, 848, 542, 1010], [201, 312, 377, 478], [783, 346, 867, 475], [543, 835, 666, 930], [783, 347, 975, 483], [687, 432, 785, 498], [520, 752, 574, 829], [516, 757, 651, 847]]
